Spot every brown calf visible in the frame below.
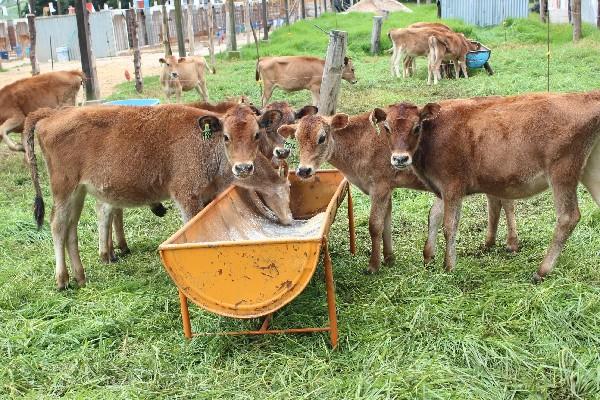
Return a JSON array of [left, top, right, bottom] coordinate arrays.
[[401, 22, 452, 76], [0, 70, 82, 152], [428, 32, 477, 85], [278, 109, 518, 274], [159, 56, 214, 102], [381, 95, 600, 281], [256, 56, 357, 107], [24, 104, 290, 289]]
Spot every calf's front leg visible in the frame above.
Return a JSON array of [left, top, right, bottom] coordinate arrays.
[[443, 192, 463, 272], [365, 190, 391, 274], [423, 197, 443, 264]]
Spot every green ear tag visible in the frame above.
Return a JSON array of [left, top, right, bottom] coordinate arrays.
[[203, 123, 212, 140]]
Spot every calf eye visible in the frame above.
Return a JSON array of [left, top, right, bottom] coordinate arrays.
[[412, 124, 421, 135], [317, 134, 327, 144], [383, 122, 391, 132], [223, 134, 231, 143], [254, 132, 260, 141]]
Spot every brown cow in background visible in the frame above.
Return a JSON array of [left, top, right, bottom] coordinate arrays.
[[0, 70, 83, 152], [159, 55, 214, 102]]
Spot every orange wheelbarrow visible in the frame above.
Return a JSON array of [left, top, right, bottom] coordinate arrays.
[[158, 170, 356, 347]]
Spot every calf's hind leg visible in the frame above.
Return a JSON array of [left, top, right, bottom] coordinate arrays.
[[95, 201, 117, 263], [66, 187, 87, 287], [51, 202, 70, 290], [534, 178, 581, 282], [112, 209, 130, 255], [1, 117, 25, 152], [581, 143, 600, 206]]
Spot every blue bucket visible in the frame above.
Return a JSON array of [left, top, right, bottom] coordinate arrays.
[[0, 51, 8, 60], [466, 42, 491, 69], [104, 99, 160, 106]]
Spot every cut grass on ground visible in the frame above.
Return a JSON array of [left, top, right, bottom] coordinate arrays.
[[1, 5, 600, 399]]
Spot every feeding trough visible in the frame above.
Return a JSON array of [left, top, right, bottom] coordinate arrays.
[[159, 170, 356, 347], [104, 98, 160, 106], [466, 41, 494, 75]]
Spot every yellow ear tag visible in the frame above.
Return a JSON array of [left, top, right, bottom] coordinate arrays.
[[203, 123, 212, 140]]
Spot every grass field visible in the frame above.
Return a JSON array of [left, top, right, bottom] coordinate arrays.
[[2, 5, 600, 399]]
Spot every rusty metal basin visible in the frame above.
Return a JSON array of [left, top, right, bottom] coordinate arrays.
[[158, 170, 349, 320]]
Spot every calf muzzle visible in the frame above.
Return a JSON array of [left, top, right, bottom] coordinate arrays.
[[233, 162, 255, 178], [296, 166, 314, 179], [273, 147, 291, 159], [391, 154, 411, 169]]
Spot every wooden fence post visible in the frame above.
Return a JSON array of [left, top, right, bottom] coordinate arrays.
[[540, 0, 547, 22], [186, 0, 195, 55], [370, 15, 382, 54], [244, 0, 252, 44], [75, 0, 100, 100], [318, 30, 347, 115], [26, 14, 39, 75], [300, 0, 306, 18], [174, 0, 186, 56], [284, 0, 290, 24], [161, 0, 173, 55], [126, 9, 143, 93], [573, 0, 581, 41]]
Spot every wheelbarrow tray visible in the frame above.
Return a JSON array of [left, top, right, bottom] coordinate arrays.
[[159, 170, 349, 320], [466, 41, 491, 69]]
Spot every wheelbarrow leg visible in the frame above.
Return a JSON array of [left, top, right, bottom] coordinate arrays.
[[323, 239, 339, 348], [259, 313, 273, 332], [347, 185, 356, 256], [178, 289, 193, 339], [484, 62, 494, 76]]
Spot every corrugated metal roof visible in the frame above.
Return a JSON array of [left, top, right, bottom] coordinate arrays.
[[441, 0, 529, 27]]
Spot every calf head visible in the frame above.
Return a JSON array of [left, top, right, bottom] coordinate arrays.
[[159, 56, 184, 81], [278, 112, 349, 179], [342, 57, 358, 84], [263, 103, 318, 160], [370, 102, 440, 170], [206, 105, 283, 178]]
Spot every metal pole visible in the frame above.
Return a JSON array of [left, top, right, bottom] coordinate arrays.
[[49, 36, 54, 70]]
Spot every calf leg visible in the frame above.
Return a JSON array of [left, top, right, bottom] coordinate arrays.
[[423, 197, 443, 265], [502, 199, 519, 253], [382, 197, 394, 265], [581, 143, 600, 206], [484, 196, 502, 249], [1, 117, 25, 152], [66, 188, 87, 287], [95, 201, 117, 263], [534, 181, 580, 282], [174, 195, 203, 223], [261, 83, 274, 107], [443, 193, 463, 272], [196, 81, 209, 102], [51, 202, 70, 290], [112, 208, 130, 255], [390, 45, 397, 76], [366, 189, 391, 274]]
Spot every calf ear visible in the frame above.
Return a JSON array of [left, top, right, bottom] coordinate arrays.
[[330, 113, 349, 130], [177, 57, 186, 63], [258, 110, 284, 130], [369, 108, 387, 126], [198, 116, 222, 137], [343, 56, 350, 66], [277, 124, 297, 139], [420, 103, 441, 122], [294, 105, 318, 120], [248, 104, 262, 116], [159, 58, 166, 64]]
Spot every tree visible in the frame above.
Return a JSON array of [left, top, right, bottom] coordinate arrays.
[[573, 0, 581, 41]]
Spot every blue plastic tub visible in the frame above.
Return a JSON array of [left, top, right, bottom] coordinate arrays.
[[104, 99, 160, 106], [0, 51, 8, 60], [466, 42, 491, 69]]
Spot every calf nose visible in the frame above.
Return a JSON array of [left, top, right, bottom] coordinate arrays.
[[391, 154, 411, 169], [170, 72, 179, 79], [233, 162, 254, 177], [274, 147, 291, 159], [296, 166, 314, 179]]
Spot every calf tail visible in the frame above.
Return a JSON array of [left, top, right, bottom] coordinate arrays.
[[255, 58, 261, 82], [23, 108, 54, 229]]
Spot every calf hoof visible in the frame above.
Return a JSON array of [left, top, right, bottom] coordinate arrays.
[[56, 275, 70, 291], [483, 239, 496, 251], [423, 256, 435, 267], [383, 254, 396, 266], [100, 252, 118, 263], [505, 241, 519, 254], [119, 246, 131, 256], [363, 265, 380, 275], [531, 272, 544, 284], [76, 277, 87, 288], [150, 203, 168, 217], [443, 261, 455, 272]]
